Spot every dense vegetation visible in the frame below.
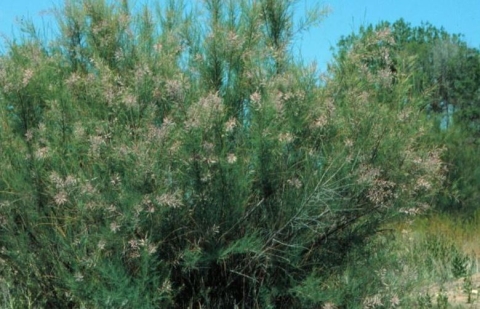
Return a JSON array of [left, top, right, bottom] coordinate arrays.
[[0, 0, 479, 307]]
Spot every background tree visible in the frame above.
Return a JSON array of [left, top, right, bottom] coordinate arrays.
[[334, 19, 480, 214]]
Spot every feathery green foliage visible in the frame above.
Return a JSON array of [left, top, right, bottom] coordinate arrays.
[[0, 1, 471, 308]]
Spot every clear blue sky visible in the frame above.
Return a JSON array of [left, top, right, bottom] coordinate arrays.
[[1, 0, 479, 72]]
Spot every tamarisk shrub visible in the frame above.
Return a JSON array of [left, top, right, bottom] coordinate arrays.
[[0, 1, 443, 307]]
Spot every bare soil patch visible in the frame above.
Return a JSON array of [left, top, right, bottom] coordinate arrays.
[[423, 273, 480, 308]]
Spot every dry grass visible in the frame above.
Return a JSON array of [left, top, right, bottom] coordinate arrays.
[[389, 210, 480, 307], [412, 212, 480, 259]]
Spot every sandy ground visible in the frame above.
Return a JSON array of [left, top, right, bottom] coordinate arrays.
[[422, 273, 480, 308]]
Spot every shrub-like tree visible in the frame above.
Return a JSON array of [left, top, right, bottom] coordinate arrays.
[[0, 1, 445, 307]]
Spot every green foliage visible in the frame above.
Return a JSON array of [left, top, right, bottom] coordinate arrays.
[[335, 19, 480, 119], [436, 289, 449, 309], [417, 292, 434, 308], [451, 251, 469, 279], [0, 1, 465, 308], [335, 19, 480, 216]]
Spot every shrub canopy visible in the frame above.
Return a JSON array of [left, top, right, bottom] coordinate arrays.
[[0, 1, 453, 308]]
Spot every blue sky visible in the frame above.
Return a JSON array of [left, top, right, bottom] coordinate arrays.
[[1, 0, 479, 72]]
